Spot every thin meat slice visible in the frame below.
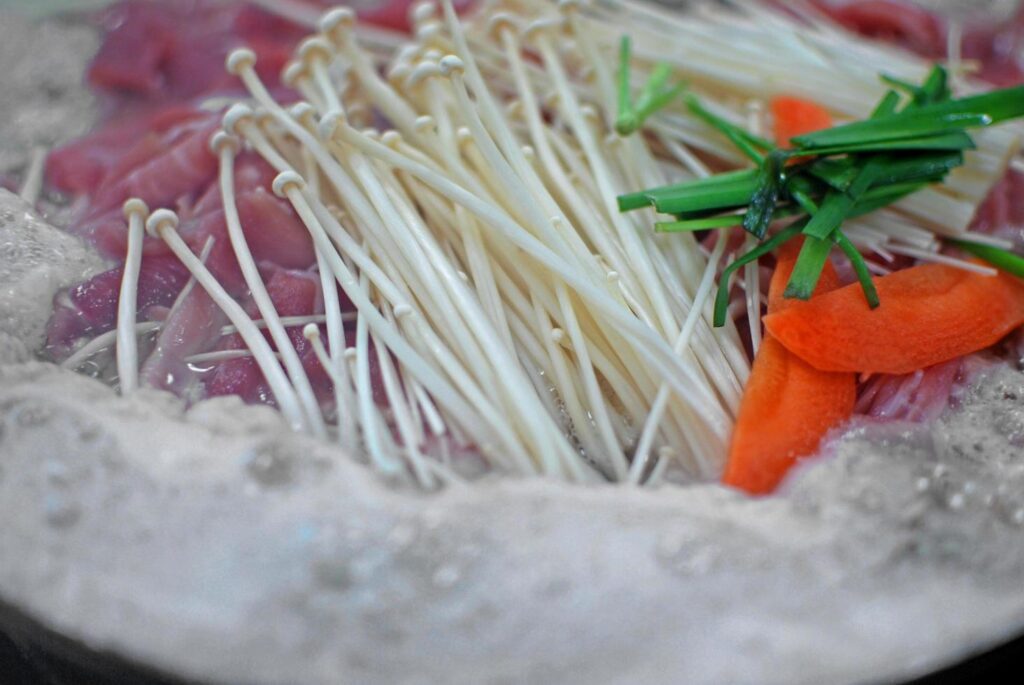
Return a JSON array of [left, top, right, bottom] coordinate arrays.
[[813, 0, 945, 57], [235, 189, 317, 270], [47, 105, 203, 196], [204, 267, 324, 404], [46, 254, 190, 354], [140, 284, 227, 396], [88, 117, 220, 215]]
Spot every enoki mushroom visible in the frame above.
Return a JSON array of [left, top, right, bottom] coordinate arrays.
[[96, 0, 1019, 486]]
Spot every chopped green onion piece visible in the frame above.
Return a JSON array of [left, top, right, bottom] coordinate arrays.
[[918, 65, 951, 106], [801, 189, 856, 240], [879, 66, 950, 107], [792, 85, 1024, 149], [834, 231, 880, 308], [656, 204, 805, 232], [713, 223, 805, 327], [615, 36, 638, 136], [684, 94, 772, 163], [783, 235, 834, 300], [798, 130, 975, 156], [655, 215, 741, 231], [743, 150, 788, 238], [651, 174, 762, 216], [948, 239, 1024, 278], [634, 63, 672, 112], [638, 83, 686, 121], [617, 168, 758, 212], [879, 74, 922, 98], [849, 180, 934, 216], [871, 90, 903, 118], [808, 150, 963, 191], [802, 156, 887, 240], [614, 37, 685, 136]]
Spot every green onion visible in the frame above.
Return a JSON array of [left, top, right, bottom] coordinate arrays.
[[743, 150, 788, 238], [713, 223, 805, 327], [617, 169, 758, 212], [791, 85, 1024, 149], [948, 239, 1024, 278], [615, 36, 638, 136], [871, 90, 902, 118], [615, 57, 1024, 329], [656, 204, 805, 233], [684, 94, 772, 163], [798, 130, 975, 156], [615, 36, 686, 136], [783, 235, 834, 300], [835, 231, 880, 308]]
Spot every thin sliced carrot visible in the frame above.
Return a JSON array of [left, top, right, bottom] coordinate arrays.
[[723, 241, 856, 495], [764, 263, 1024, 375], [770, 96, 833, 148]]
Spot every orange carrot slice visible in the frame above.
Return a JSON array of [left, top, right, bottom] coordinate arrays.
[[764, 263, 1024, 375], [770, 96, 833, 148], [722, 241, 856, 495]]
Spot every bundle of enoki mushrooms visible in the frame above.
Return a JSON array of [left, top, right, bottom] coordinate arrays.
[[54, 0, 1022, 488]]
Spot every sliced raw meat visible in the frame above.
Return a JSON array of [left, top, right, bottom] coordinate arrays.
[[141, 284, 227, 396], [855, 354, 996, 422], [46, 254, 190, 353], [88, 116, 220, 215], [817, 1, 945, 57]]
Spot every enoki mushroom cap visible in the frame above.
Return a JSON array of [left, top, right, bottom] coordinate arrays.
[[438, 55, 465, 77], [302, 323, 321, 341], [122, 198, 149, 221], [226, 47, 257, 76], [297, 36, 335, 68], [209, 131, 241, 155], [557, 0, 583, 15], [318, 109, 348, 141], [222, 102, 255, 136], [281, 61, 308, 88], [319, 7, 355, 42], [413, 115, 435, 133], [145, 208, 179, 239], [289, 102, 319, 129], [486, 12, 522, 40], [409, 1, 437, 27], [380, 130, 403, 148], [406, 60, 442, 89], [455, 126, 473, 147], [415, 21, 444, 45], [272, 170, 307, 198], [522, 17, 566, 43]]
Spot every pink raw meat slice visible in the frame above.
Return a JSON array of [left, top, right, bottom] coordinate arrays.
[[235, 188, 316, 270], [87, 1, 299, 104], [87, 0, 176, 97], [815, 1, 1024, 85], [855, 355, 996, 422], [813, 1, 945, 57], [202, 334, 272, 405], [47, 105, 203, 196], [968, 169, 1024, 242], [204, 268, 323, 404], [190, 152, 278, 216], [140, 284, 227, 396], [46, 254, 190, 354], [88, 116, 220, 215]]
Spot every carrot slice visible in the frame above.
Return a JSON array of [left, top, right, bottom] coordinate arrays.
[[770, 96, 833, 148], [722, 241, 856, 495], [764, 263, 1024, 375]]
